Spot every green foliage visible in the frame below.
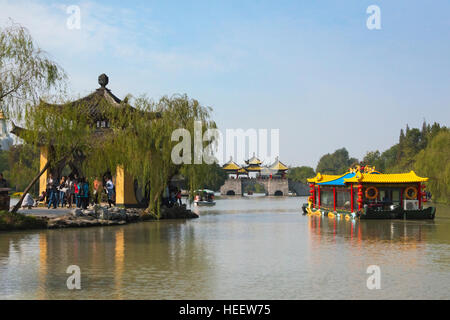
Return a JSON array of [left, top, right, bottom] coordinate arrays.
[[415, 129, 450, 204], [362, 122, 449, 203], [0, 21, 66, 118], [287, 166, 315, 183], [183, 163, 227, 192], [244, 183, 266, 193], [316, 148, 358, 174], [0, 149, 8, 175], [6, 144, 39, 194], [0, 210, 47, 230], [22, 93, 218, 216]]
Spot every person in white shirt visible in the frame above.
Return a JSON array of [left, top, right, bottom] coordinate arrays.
[[22, 193, 34, 209]]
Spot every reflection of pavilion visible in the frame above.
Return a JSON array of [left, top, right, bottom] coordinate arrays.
[[11, 74, 160, 207]]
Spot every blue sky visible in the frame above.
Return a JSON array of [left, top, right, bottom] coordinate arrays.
[[1, 0, 449, 168]]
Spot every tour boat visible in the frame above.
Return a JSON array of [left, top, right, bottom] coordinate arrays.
[[194, 190, 216, 206], [303, 165, 435, 220]]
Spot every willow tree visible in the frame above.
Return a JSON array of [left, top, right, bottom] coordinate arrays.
[[415, 129, 450, 204], [0, 21, 66, 119], [10, 100, 95, 212], [84, 94, 218, 216]]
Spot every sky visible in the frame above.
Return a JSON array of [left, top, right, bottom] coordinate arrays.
[[1, 0, 449, 168]]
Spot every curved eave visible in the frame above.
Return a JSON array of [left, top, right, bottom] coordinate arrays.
[[307, 174, 341, 184]]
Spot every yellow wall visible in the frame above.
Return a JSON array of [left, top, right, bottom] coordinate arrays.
[[39, 146, 48, 195], [115, 166, 138, 207]]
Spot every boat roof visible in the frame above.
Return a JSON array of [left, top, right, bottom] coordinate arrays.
[[308, 166, 428, 186], [195, 189, 215, 194]]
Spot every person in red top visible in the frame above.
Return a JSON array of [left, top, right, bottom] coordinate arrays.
[[176, 189, 182, 205], [74, 179, 80, 208]]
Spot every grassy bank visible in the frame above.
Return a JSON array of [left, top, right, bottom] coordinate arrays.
[[0, 210, 48, 231]]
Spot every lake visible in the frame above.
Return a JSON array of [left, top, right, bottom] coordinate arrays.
[[1, 195, 450, 299]]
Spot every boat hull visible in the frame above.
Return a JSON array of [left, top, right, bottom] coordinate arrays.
[[360, 206, 435, 220], [194, 201, 216, 207], [303, 204, 436, 220]]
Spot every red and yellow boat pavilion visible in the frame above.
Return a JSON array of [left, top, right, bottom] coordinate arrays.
[[305, 165, 435, 219]]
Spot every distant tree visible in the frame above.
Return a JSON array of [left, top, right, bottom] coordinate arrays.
[[7, 144, 39, 194], [0, 148, 8, 174], [415, 129, 450, 204], [287, 166, 315, 183], [362, 150, 384, 171], [379, 144, 399, 173], [316, 148, 358, 174]]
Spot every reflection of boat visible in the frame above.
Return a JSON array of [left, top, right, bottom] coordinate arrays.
[[304, 165, 436, 220], [194, 189, 216, 206]]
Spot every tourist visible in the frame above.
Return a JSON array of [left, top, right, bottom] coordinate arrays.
[[22, 193, 34, 209], [0, 172, 7, 188], [58, 176, 68, 208], [176, 189, 182, 206], [92, 177, 102, 205], [80, 178, 90, 209], [46, 173, 54, 204], [66, 177, 75, 208], [74, 179, 81, 208], [105, 177, 115, 208], [47, 177, 59, 209], [36, 191, 47, 206]]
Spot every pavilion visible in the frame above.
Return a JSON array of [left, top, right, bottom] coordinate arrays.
[[11, 74, 160, 207], [244, 153, 263, 178], [269, 157, 289, 178]]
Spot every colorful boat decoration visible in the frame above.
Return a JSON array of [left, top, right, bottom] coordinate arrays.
[[302, 165, 435, 220]]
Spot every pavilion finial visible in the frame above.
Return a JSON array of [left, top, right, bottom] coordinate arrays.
[[98, 73, 109, 88]]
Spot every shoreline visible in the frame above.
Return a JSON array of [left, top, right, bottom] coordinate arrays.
[[0, 204, 198, 232]]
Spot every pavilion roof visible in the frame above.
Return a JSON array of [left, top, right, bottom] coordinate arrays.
[[269, 157, 288, 171], [344, 171, 428, 184], [245, 153, 262, 165], [35, 74, 161, 122], [307, 167, 428, 186], [223, 159, 242, 171], [10, 74, 161, 143]]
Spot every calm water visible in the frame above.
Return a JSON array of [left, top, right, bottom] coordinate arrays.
[[1, 196, 450, 300]]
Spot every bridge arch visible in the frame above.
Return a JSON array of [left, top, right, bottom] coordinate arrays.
[[226, 190, 236, 196], [273, 190, 283, 196]]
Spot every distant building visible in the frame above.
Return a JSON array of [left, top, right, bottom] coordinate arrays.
[[0, 110, 13, 151]]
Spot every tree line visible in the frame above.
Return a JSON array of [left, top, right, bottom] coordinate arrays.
[[288, 122, 449, 204]]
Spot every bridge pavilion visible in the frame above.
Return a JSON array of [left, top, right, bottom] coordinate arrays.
[[244, 153, 263, 178], [269, 157, 289, 178]]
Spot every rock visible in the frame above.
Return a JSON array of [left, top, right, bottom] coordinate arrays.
[[83, 209, 95, 217], [71, 208, 83, 217], [99, 208, 110, 220]]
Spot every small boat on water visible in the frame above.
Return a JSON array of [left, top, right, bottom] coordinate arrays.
[[303, 165, 435, 220], [194, 189, 216, 206]]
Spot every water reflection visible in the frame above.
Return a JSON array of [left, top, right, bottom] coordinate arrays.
[[0, 198, 450, 299]]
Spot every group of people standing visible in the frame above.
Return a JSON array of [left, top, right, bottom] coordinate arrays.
[[45, 174, 116, 209]]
